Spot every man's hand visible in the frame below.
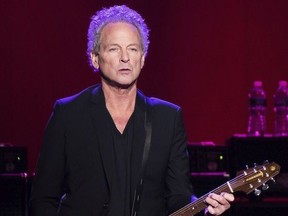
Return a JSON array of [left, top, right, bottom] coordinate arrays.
[[204, 192, 235, 215]]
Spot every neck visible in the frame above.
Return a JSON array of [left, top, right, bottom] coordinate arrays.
[[101, 81, 137, 134], [102, 81, 137, 113]]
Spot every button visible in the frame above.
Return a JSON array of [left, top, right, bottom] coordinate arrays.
[[103, 203, 109, 209]]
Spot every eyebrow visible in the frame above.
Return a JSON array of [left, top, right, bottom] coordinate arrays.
[[105, 43, 141, 47], [101, 43, 143, 52]]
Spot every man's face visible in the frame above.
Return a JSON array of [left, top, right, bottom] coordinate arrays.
[[91, 22, 145, 87]]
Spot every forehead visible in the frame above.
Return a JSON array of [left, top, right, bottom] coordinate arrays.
[[100, 22, 142, 45]]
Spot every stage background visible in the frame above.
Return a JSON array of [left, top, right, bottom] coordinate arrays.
[[1, 0, 288, 173]]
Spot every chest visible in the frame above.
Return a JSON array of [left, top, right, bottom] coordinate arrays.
[[110, 111, 134, 134]]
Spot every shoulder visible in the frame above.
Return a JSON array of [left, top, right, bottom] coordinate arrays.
[[48, 84, 102, 122], [148, 97, 181, 112], [55, 84, 100, 108], [137, 89, 181, 113]]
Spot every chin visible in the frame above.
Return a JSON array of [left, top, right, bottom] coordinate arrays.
[[115, 79, 137, 89]]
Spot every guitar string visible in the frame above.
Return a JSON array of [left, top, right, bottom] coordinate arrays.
[[169, 173, 247, 216], [170, 165, 275, 216], [171, 165, 279, 216]]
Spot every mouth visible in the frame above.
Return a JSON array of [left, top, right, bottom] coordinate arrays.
[[118, 68, 131, 73]]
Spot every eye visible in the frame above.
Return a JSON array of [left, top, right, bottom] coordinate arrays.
[[128, 47, 138, 52], [108, 47, 119, 52]]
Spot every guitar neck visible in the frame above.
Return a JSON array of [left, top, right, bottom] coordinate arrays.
[[169, 182, 232, 216], [169, 162, 280, 216]]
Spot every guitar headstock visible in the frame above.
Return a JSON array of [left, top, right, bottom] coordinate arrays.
[[232, 162, 280, 195], [169, 161, 280, 216]]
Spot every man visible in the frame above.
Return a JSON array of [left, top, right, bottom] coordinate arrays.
[[30, 5, 234, 216]]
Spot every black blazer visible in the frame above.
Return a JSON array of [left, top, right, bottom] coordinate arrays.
[[30, 84, 193, 216]]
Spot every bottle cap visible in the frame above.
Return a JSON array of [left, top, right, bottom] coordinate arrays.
[[253, 81, 262, 87]]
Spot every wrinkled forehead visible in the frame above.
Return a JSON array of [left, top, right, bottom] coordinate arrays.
[[99, 22, 143, 47], [100, 21, 141, 37]]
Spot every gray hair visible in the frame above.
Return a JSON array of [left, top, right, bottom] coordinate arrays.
[[87, 5, 150, 70]]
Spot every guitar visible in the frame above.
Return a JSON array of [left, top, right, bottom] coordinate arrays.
[[170, 162, 281, 216]]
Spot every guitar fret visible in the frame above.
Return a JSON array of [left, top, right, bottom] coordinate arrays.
[[227, 181, 233, 193], [169, 162, 280, 216]]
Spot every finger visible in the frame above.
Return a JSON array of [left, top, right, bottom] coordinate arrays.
[[206, 205, 216, 215], [206, 204, 226, 216], [208, 193, 231, 210], [211, 193, 232, 206], [221, 192, 235, 202], [205, 194, 219, 208]]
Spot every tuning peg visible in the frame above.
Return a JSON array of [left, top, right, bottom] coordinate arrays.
[[264, 160, 269, 164], [254, 189, 261, 196], [253, 163, 258, 172], [262, 183, 269, 190], [271, 178, 276, 183], [245, 165, 249, 169]]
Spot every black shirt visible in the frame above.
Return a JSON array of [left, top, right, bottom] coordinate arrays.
[[106, 107, 135, 216]]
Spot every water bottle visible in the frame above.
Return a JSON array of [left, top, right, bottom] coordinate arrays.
[[247, 81, 267, 136], [273, 81, 288, 136]]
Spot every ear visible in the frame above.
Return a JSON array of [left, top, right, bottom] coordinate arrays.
[[90, 52, 99, 69], [140, 54, 145, 69]]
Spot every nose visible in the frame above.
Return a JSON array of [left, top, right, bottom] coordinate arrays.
[[120, 49, 130, 63]]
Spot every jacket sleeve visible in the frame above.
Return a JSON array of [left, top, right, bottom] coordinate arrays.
[[165, 108, 195, 214], [30, 101, 66, 216]]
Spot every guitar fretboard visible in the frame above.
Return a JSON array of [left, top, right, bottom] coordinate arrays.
[[169, 182, 232, 216]]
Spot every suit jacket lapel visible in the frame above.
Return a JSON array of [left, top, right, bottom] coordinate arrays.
[[89, 85, 115, 192], [130, 91, 148, 193], [88, 86, 149, 198]]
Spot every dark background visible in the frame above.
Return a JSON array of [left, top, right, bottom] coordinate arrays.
[[1, 0, 288, 174]]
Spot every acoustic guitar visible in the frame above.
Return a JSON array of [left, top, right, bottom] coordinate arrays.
[[170, 161, 281, 216]]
